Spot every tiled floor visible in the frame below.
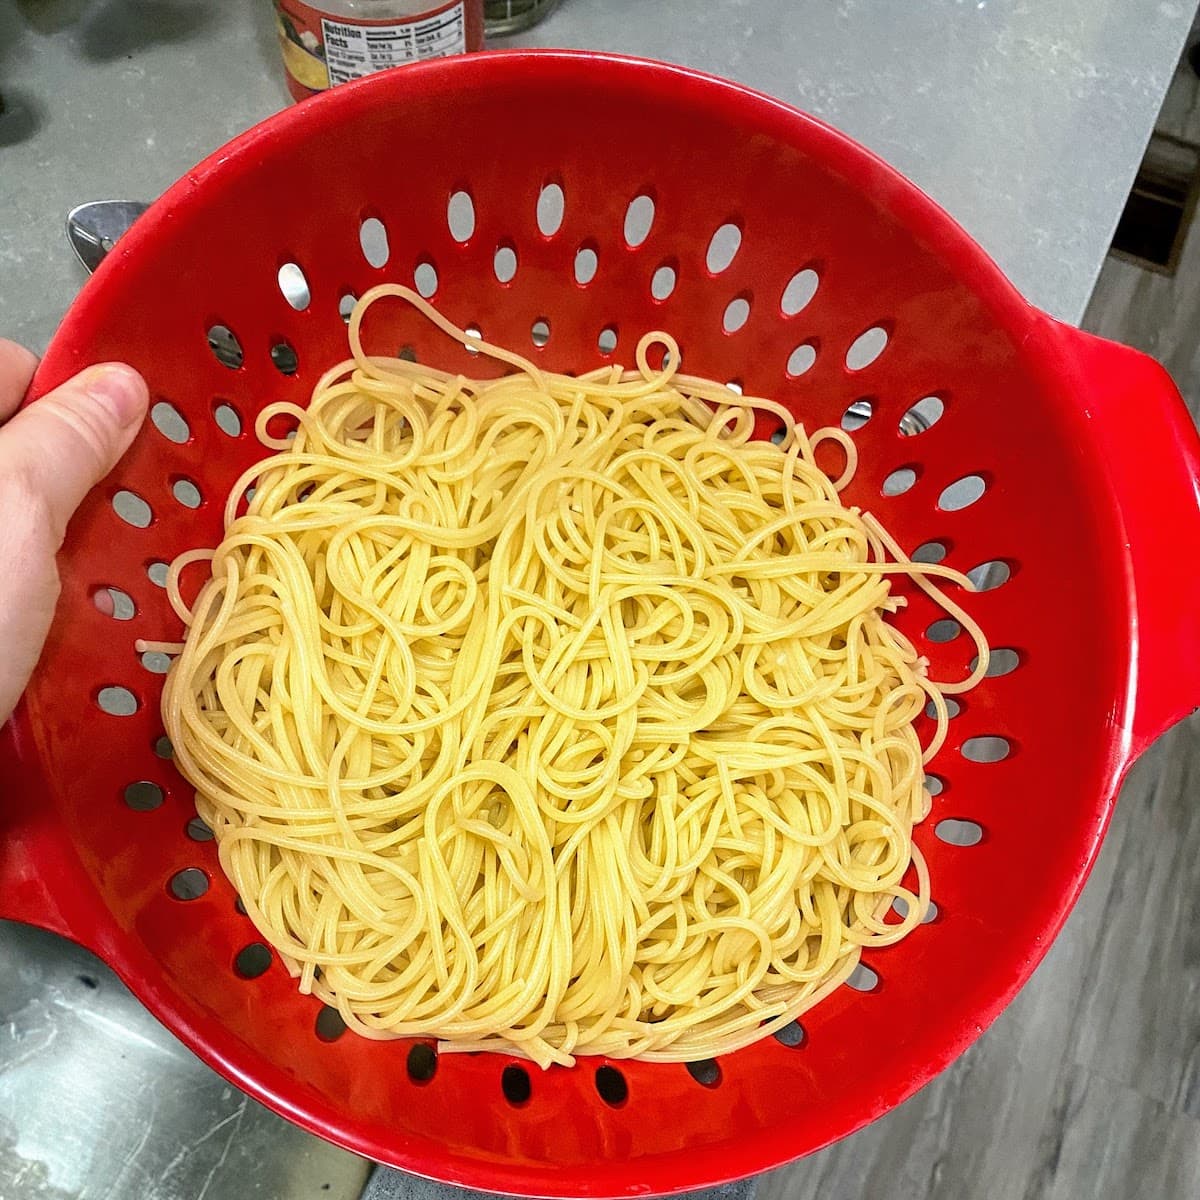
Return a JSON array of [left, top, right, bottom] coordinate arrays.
[[757, 50, 1200, 1200]]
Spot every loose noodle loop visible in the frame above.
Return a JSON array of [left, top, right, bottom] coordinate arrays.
[[156, 286, 987, 1067]]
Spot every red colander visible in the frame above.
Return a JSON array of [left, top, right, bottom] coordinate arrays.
[[4, 50, 1200, 1198]]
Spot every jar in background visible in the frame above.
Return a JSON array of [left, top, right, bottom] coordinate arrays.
[[484, 0, 559, 36], [273, 0, 485, 102]]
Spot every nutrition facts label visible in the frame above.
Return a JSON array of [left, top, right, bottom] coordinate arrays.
[[322, 2, 467, 85]]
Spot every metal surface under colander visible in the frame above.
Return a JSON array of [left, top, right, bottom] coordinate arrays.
[[2, 51, 1199, 1199]]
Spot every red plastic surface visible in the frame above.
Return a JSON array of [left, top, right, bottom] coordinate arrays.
[[2, 52, 1200, 1197]]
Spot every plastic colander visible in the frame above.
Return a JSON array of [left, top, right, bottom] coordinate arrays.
[[4, 50, 1200, 1198]]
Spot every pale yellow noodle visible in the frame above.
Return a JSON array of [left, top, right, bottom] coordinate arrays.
[[158, 284, 987, 1068]]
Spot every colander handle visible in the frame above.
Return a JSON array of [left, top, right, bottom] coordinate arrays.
[[1048, 318, 1200, 762]]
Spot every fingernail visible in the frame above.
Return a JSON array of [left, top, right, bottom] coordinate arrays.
[[84, 363, 149, 427]]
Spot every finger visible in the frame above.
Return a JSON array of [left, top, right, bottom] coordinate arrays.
[[0, 339, 39, 422], [0, 362, 148, 545]]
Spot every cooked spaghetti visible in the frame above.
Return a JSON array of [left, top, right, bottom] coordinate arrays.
[[149, 285, 987, 1067]]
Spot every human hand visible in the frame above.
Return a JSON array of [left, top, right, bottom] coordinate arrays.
[[0, 340, 148, 723]]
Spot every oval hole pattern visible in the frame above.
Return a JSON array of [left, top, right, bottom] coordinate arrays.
[[977, 648, 1020, 677], [925, 697, 963, 720], [141, 650, 172, 674], [723, 296, 750, 333], [531, 319, 550, 348], [359, 217, 389, 268], [938, 475, 986, 511], [598, 327, 618, 354], [846, 326, 888, 370], [651, 263, 677, 301], [936, 818, 984, 846], [926, 619, 961, 643], [841, 399, 873, 431], [414, 260, 438, 298], [882, 467, 917, 496], [338, 293, 357, 322], [575, 245, 598, 285], [447, 190, 475, 242], [235, 943, 272, 978], [781, 268, 819, 316], [271, 341, 299, 376], [847, 963, 879, 992], [169, 868, 209, 900], [706, 223, 742, 274], [187, 816, 214, 841], [147, 561, 169, 586], [172, 479, 202, 509], [494, 244, 517, 284], [912, 540, 947, 564], [207, 325, 243, 370], [501, 1064, 531, 1106], [316, 1006, 346, 1042], [214, 402, 242, 437], [686, 1059, 722, 1088], [277, 262, 310, 311], [787, 343, 817, 378], [595, 1065, 628, 1106], [893, 896, 939, 924], [151, 401, 189, 444], [924, 773, 945, 796], [537, 182, 565, 237], [93, 586, 135, 620], [407, 1043, 438, 1083], [97, 686, 137, 716], [962, 736, 1011, 763], [124, 780, 163, 811], [624, 194, 655, 247], [773, 1020, 805, 1047], [900, 395, 945, 435], [113, 490, 152, 528], [967, 560, 1012, 591], [154, 735, 173, 759]]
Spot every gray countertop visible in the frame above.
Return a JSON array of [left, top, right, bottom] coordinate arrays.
[[0, 2, 1194, 1199]]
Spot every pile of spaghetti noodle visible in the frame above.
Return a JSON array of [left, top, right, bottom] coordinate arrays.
[[156, 285, 986, 1067]]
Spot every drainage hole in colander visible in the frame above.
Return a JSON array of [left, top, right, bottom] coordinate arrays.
[[935, 819, 983, 846], [881, 467, 918, 497], [962, 736, 1011, 763], [773, 1020, 805, 1047], [531, 319, 550, 348], [722, 296, 751, 334], [113, 490, 152, 528], [316, 1006, 346, 1043], [153, 735, 173, 759], [150, 400, 190, 444], [244, 486, 257, 506], [213, 401, 243, 437], [97, 685, 137, 716], [846, 963, 879, 992], [338, 293, 357, 323], [911, 540, 947, 564], [414, 259, 439, 299], [277, 262, 311, 311], [623, 193, 655, 248], [706, 222, 742, 274], [594, 1065, 628, 1107], [234, 896, 248, 916], [685, 1058, 722, 1088], [925, 619, 961, 643], [270, 341, 299, 377], [975, 647, 1020, 677], [171, 478, 202, 509], [537, 181, 565, 237], [781, 268, 819, 316], [925, 697, 962, 719], [574, 244, 599, 286], [598, 326, 618, 355], [501, 1064, 532, 1106], [493, 243, 518, 284], [146, 560, 169, 587], [207, 324, 244, 370], [141, 650, 172, 674], [651, 262, 677, 301], [447, 191, 475, 243], [359, 217, 389, 268], [893, 896, 939, 925], [186, 816, 214, 842], [407, 1042, 438, 1084], [234, 943, 271, 978], [91, 585, 134, 620], [770, 424, 786, 446], [726, 380, 743, 395], [169, 867, 209, 901], [846, 325, 888, 371], [966, 559, 1011, 591], [124, 780, 163, 811], [786, 342, 817, 378], [464, 325, 482, 355], [924, 773, 945, 796], [938, 474, 986, 511], [900, 395, 945, 436], [841, 399, 873, 431]]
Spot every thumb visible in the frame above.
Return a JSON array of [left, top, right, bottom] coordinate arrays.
[[0, 363, 149, 543]]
